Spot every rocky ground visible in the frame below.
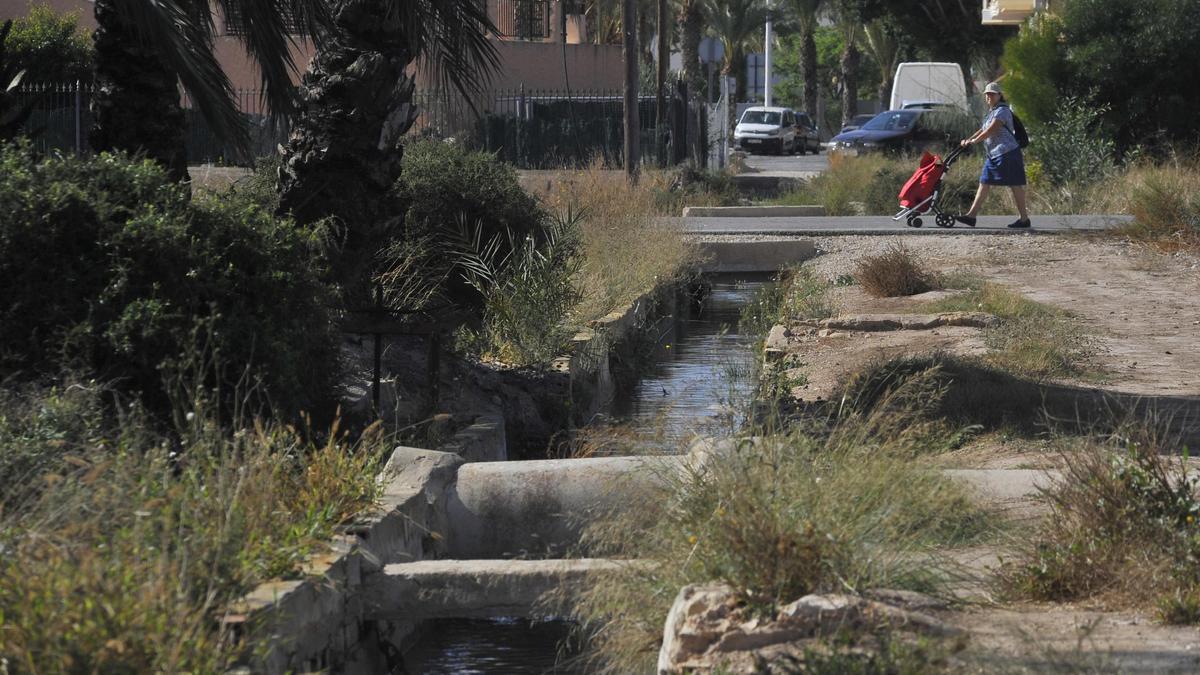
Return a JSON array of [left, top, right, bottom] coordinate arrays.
[[672, 233, 1200, 673]]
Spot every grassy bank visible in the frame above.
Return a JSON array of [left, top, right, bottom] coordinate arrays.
[[924, 280, 1101, 382], [0, 382, 385, 672], [542, 164, 699, 326]]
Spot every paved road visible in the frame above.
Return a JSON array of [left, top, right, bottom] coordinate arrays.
[[679, 214, 1133, 236], [741, 152, 830, 177]]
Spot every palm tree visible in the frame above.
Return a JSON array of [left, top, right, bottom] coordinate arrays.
[[89, 1, 329, 182], [677, 0, 705, 95], [783, 0, 821, 117], [862, 18, 899, 111], [701, 0, 767, 107], [276, 0, 499, 292], [830, 0, 862, 125]]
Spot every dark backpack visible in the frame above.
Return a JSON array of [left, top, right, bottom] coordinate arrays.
[[999, 103, 1030, 148]]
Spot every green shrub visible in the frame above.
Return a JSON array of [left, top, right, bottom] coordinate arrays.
[[0, 143, 337, 418], [1031, 97, 1116, 189], [396, 139, 547, 308], [453, 210, 584, 367], [5, 2, 92, 82]]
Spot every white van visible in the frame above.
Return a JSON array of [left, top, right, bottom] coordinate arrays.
[[890, 63, 968, 112]]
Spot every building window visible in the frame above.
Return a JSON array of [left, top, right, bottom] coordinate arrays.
[[224, 5, 306, 36]]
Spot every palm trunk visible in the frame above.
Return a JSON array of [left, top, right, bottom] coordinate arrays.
[[638, 6, 654, 74], [679, 0, 703, 95], [90, 0, 188, 182], [655, 0, 668, 167], [277, 2, 416, 293], [840, 42, 859, 125], [731, 47, 747, 105], [800, 21, 819, 117]]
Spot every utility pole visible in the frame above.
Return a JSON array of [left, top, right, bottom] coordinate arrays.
[[623, 0, 640, 183], [656, 0, 669, 167], [764, 4, 773, 106]]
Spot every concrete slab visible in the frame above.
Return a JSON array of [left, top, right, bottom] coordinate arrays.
[[445, 455, 683, 558], [697, 239, 817, 273], [365, 558, 636, 620]]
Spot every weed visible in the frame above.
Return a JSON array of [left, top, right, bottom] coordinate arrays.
[[1113, 160, 1200, 252], [855, 243, 942, 298], [0, 382, 386, 671], [924, 283, 1100, 381], [740, 267, 834, 337], [1000, 430, 1200, 619], [565, 405, 990, 672]]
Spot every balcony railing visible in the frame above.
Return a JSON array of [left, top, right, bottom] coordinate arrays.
[[494, 0, 552, 40], [982, 0, 1045, 25]]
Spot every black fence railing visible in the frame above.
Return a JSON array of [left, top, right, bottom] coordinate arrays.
[[13, 84, 287, 166], [13, 83, 707, 170]]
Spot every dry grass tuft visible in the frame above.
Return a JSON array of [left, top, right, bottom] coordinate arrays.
[[544, 161, 698, 324], [854, 243, 942, 298]]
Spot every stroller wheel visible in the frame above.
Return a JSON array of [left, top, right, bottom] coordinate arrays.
[[936, 213, 955, 228], [908, 216, 923, 228]]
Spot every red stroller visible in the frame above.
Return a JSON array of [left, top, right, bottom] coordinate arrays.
[[892, 145, 966, 228]]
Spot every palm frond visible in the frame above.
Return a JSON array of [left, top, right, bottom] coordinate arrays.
[[387, 0, 501, 98], [113, 1, 249, 151], [215, 0, 332, 118]]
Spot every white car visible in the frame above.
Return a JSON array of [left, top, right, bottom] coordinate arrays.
[[734, 106, 797, 155]]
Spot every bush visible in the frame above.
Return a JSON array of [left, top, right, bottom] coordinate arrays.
[[0, 382, 385, 671], [1030, 97, 1116, 189], [1115, 161, 1200, 250], [0, 144, 337, 418], [396, 139, 547, 308], [453, 210, 584, 367], [854, 243, 941, 297]]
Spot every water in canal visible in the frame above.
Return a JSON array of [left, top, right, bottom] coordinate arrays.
[[608, 274, 769, 449], [399, 274, 772, 673], [400, 617, 584, 674]]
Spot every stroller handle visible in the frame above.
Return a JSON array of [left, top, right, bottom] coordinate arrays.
[[941, 144, 967, 168]]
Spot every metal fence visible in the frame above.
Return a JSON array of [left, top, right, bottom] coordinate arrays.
[[14, 83, 287, 165], [15, 82, 707, 170], [412, 87, 708, 169]]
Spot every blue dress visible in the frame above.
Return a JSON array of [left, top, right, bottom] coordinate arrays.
[[978, 105, 1026, 186]]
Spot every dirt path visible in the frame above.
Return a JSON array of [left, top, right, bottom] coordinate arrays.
[[777, 234, 1200, 671], [803, 234, 1200, 399]]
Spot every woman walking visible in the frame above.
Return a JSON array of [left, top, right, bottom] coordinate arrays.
[[954, 82, 1030, 228]]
